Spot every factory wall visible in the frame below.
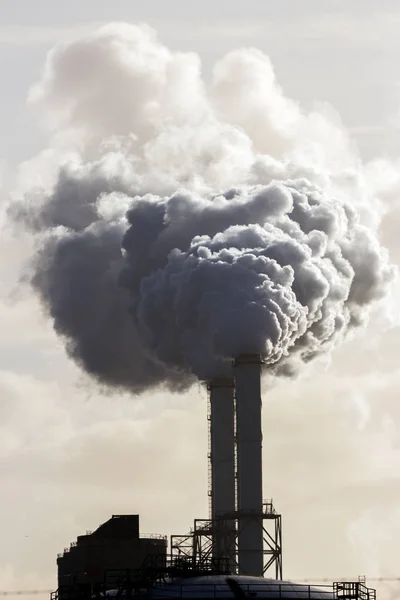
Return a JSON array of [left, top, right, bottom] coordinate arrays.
[[57, 515, 167, 591]]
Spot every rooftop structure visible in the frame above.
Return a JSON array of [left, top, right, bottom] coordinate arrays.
[[56, 515, 167, 597]]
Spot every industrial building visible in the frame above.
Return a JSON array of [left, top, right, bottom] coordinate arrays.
[[56, 515, 167, 597], [51, 355, 377, 599]]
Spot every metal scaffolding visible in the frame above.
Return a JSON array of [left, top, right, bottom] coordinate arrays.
[[170, 499, 282, 579]]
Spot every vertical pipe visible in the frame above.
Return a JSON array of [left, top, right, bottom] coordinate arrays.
[[234, 354, 264, 576], [209, 378, 236, 571]]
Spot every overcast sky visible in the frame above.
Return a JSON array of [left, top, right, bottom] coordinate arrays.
[[1, 2, 400, 599]]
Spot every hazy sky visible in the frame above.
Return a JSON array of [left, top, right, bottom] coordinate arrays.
[[1, 2, 400, 599]]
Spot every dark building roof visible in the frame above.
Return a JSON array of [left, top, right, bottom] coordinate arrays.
[[89, 515, 140, 540]]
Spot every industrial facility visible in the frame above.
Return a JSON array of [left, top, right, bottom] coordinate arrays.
[[52, 355, 377, 599]]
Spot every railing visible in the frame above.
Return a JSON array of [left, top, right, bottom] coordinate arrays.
[[139, 533, 168, 541], [57, 534, 167, 559], [50, 580, 377, 599], [263, 499, 277, 515], [334, 581, 377, 600], [151, 581, 335, 598]]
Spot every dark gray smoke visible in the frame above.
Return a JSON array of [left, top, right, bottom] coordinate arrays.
[[23, 172, 393, 390], [120, 180, 392, 380], [14, 23, 394, 392], [25, 162, 192, 392]]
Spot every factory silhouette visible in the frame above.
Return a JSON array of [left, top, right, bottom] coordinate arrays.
[[10, 18, 394, 600], [53, 355, 377, 599]]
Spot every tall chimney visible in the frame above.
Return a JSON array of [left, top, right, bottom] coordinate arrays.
[[208, 378, 236, 570], [234, 354, 264, 576]]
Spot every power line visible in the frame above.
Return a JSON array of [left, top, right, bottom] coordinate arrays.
[[0, 593, 52, 597]]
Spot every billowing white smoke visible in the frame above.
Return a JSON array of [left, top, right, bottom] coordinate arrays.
[[120, 182, 392, 380], [15, 22, 394, 392]]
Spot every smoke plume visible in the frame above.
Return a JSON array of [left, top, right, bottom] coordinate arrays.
[[14, 22, 394, 392]]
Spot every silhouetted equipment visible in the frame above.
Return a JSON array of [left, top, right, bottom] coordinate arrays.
[[51, 565, 377, 599], [51, 356, 378, 598], [171, 499, 282, 579], [56, 515, 166, 598]]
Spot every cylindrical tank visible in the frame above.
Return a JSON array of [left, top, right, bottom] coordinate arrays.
[[150, 575, 335, 598], [234, 354, 264, 577], [209, 378, 236, 570]]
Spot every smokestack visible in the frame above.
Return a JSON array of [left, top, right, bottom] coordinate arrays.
[[234, 354, 264, 576], [208, 378, 236, 571]]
